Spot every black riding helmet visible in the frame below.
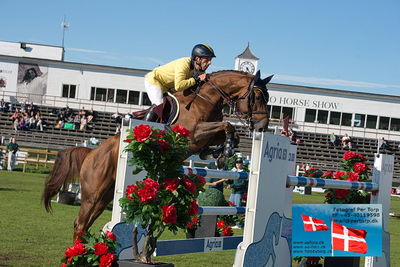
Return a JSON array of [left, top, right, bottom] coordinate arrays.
[[191, 44, 216, 58]]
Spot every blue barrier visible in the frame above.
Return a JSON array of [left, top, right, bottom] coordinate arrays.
[[287, 176, 379, 191]]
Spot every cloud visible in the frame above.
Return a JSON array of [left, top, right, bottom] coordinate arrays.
[[273, 74, 400, 89], [66, 47, 107, 54]]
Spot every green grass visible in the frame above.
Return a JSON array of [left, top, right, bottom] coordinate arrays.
[[1, 171, 400, 266]]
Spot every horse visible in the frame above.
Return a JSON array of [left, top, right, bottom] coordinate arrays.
[[42, 70, 273, 236]]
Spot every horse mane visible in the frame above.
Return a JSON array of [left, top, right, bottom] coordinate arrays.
[[209, 69, 251, 78]]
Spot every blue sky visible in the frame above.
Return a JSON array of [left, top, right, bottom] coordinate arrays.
[[1, 0, 399, 95]]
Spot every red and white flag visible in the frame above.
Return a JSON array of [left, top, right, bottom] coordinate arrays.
[[301, 214, 328, 231], [332, 222, 368, 254]]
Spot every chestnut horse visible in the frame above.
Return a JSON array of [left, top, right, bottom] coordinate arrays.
[[43, 70, 272, 236]]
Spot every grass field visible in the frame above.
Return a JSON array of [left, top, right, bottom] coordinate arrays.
[[1, 170, 400, 267]]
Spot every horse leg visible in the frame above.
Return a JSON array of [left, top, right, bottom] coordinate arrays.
[[191, 121, 236, 158]]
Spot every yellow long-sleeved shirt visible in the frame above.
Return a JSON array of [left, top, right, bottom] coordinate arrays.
[[146, 57, 202, 92]]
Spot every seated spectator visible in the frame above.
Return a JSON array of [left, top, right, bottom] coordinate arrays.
[[19, 117, 28, 130], [13, 118, 20, 132], [62, 105, 73, 118], [79, 106, 87, 118], [73, 115, 81, 129], [20, 101, 28, 113], [329, 133, 339, 146], [342, 133, 352, 149], [87, 107, 96, 123], [80, 115, 88, 131], [0, 98, 7, 112], [11, 109, 22, 122], [380, 137, 390, 150], [35, 113, 43, 131]]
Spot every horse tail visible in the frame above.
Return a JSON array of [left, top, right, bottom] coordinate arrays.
[[42, 146, 92, 212]]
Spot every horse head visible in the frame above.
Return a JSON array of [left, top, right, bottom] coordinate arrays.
[[207, 70, 272, 132]]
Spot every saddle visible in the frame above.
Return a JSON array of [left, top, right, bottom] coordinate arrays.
[[132, 92, 179, 125]]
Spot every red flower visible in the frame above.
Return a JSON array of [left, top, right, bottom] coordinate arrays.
[[156, 139, 170, 151], [182, 177, 197, 194], [124, 138, 132, 143], [133, 124, 153, 142], [216, 220, 225, 229], [356, 153, 366, 162], [325, 193, 331, 199], [125, 184, 138, 200], [188, 200, 199, 216], [242, 193, 247, 202], [228, 201, 235, 206], [99, 253, 117, 267], [347, 172, 359, 182], [93, 242, 109, 256], [163, 178, 180, 192], [162, 205, 177, 224], [61, 264, 67, 267], [105, 231, 117, 241], [153, 130, 166, 138], [187, 217, 199, 229], [76, 231, 85, 237], [196, 175, 206, 185], [334, 171, 346, 180], [137, 178, 159, 203], [343, 151, 357, 160], [334, 189, 350, 199], [65, 243, 86, 258], [222, 226, 233, 236], [354, 162, 368, 174], [172, 125, 191, 138], [73, 237, 82, 244], [322, 171, 333, 178]]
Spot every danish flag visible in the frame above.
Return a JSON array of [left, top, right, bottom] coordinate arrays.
[[301, 214, 328, 231], [332, 222, 368, 254]]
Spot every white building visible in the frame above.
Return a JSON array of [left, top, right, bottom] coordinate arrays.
[[1, 40, 400, 142]]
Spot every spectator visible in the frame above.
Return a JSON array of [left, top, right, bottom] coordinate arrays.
[[73, 115, 81, 129], [87, 107, 96, 123], [0, 98, 7, 112], [379, 137, 390, 150], [226, 158, 248, 207], [35, 113, 43, 131], [80, 115, 88, 131], [342, 133, 352, 149], [13, 118, 20, 132], [6, 137, 19, 171], [329, 133, 339, 146], [20, 101, 28, 113], [205, 157, 228, 192], [79, 106, 87, 118]]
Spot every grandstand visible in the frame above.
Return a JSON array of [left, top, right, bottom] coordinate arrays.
[[1, 102, 399, 181]]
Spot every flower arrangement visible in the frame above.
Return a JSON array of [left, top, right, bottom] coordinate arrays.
[[216, 219, 233, 236], [60, 230, 119, 267], [119, 124, 206, 263], [324, 151, 370, 204]]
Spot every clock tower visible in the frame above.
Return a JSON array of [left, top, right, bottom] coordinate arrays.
[[235, 43, 259, 74]]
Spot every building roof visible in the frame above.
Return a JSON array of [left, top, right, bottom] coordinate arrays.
[[236, 43, 259, 60]]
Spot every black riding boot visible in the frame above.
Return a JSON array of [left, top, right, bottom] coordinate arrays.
[[144, 105, 158, 122]]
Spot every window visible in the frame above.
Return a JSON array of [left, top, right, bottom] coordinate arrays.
[[317, 110, 328, 124], [341, 113, 352, 126], [62, 84, 76, 98], [107, 89, 115, 102], [142, 93, 152, 106], [95, 88, 107, 101], [282, 107, 294, 120], [271, 106, 281, 119], [379, 116, 390, 130], [390, 118, 400, 131], [366, 115, 377, 129], [128, 91, 140, 105], [329, 111, 341, 125], [305, 109, 316, 123], [116, 89, 127, 104], [353, 114, 365, 127]]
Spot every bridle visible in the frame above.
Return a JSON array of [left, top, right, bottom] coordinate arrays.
[[188, 74, 269, 131]]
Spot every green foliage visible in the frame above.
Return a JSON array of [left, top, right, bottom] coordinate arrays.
[[197, 188, 228, 206]]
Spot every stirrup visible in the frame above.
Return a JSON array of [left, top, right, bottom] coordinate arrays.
[[144, 105, 158, 122]]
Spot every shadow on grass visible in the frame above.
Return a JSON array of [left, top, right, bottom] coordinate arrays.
[[0, 187, 31, 192]]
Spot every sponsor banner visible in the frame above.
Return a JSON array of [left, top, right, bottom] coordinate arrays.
[[292, 204, 382, 257]]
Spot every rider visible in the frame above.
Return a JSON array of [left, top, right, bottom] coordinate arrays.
[[144, 44, 216, 121]]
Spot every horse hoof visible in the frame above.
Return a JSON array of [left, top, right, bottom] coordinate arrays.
[[224, 148, 234, 157]]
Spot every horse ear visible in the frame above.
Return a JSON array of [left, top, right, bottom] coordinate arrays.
[[254, 70, 261, 81], [263, 74, 274, 85]]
